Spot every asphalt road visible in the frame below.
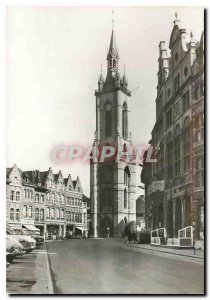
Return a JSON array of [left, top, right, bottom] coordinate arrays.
[[46, 239, 204, 294]]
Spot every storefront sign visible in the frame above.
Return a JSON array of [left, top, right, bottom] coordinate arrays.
[[21, 219, 35, 225]]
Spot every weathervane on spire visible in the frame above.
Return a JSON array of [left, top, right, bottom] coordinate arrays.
[[175, 11, 178, 20], [190, 31, 194, 40], [101, 64, 103, 74], [112, 9, 115, 29], [124, 65, 126, 75]]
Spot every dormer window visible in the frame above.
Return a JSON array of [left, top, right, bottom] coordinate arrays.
[[78, 187, 80, 193]]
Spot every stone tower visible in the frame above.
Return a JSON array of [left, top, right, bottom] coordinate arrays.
[[90, 28, 136, 238]]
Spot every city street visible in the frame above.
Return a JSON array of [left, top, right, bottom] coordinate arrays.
[[46, 239, 204, 294]]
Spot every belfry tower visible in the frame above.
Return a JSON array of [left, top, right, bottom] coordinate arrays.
[[90, 28, 136, 238]]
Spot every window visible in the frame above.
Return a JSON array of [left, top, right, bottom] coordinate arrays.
[[122, 102, 128, 139], [10, 208, 14, 221], [174, 73, 180, 93], [183, 119, 191, 172], [40, 195, 44, 203], [52, 193, 55, 204], [61, 209, 64, 219], [69, 185, 71, 190], [16, 191, 20, 201], [83, 213, 87, 223], [184, 67, 188, 77], [46, 207, 50, 218], [40, 209, 44, 221], [78, 187, 80, 193], [35, 194, 39, 203], [105, 102, 112, 137], [195, 157, 204, 188], [27, 190, 30, 199], [193, 85, 199, 101], [51, 208, 55, 218], [124, 166, 130, 186], [23, 205, 27, 218], [30, 190, 33, 199], [14, 176, 18, 184], [166, 109, 173, 127], [194, 114, 204, 143], [167, 134, 173, 179], [61, 195, 64, 203], [24, 189, 27, 198], [35, 208, 39, 221], [124, 188, 128, 209], [10, 191, 14, 201], [16, 209, 20, 221], [57, 208, 60, 219], [182, 90, 190, 113], [167, 88, 171, 99], [28, 206, 33, 218], [174, 125, 181, 177]]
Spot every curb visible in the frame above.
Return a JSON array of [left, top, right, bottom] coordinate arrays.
[[125, 244, 204, 260], [44, 244, 54, 294]]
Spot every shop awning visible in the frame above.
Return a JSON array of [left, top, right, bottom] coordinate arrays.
[[23, 224, 40, 232], [76, 227, 88, 231]]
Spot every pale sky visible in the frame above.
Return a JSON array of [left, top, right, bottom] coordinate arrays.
[[7, 6, 204, 197]]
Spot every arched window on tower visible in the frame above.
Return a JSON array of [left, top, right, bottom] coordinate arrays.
[[124, 167, 130, 209], [113, 59, 116, 68], [122, 102, 128, 139], [124, 188, 128, 209], [105, 102, 112, 137]]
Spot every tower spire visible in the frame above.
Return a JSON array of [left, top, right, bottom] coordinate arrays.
[[112, 9, 114, 30], [107, 17, 119, 75]]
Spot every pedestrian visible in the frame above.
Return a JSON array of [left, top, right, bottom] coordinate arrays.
[[128, 231, 132, 243]]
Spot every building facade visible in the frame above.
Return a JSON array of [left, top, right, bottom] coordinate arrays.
[[6, 164, 88, 238], [141, 17, 204, 242], [90, 29, 136, 238]]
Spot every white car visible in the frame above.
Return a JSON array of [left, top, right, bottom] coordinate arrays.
[[6, 236, 24, 263], [7, 227, 36, 253]]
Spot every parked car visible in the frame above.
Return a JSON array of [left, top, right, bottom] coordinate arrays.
[[6, 236, 24, 263], [6, 227, 36, 253], [23, 228, 44, 247]]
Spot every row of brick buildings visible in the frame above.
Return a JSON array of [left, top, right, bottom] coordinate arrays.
[[141, 16, 204, 243], [6, 164, 89, 238]]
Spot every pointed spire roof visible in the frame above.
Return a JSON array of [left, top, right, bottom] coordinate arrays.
[[107, 29, 119, 59]]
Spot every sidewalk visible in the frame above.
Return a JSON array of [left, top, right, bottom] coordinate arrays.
[[30, 244, 54, 294], [125, 242, 204, 260]]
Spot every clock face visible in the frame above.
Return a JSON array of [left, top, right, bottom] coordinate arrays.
[[105, 103, 111, 111]]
